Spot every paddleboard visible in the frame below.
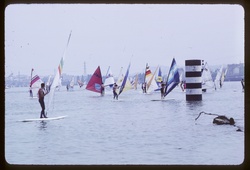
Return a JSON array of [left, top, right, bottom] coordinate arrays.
[[19, 115, 67, 122]]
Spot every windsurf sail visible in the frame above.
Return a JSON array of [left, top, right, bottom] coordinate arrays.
[[45, 75, 52, 93], [104, 66, 115, 88], [119, 63, 131, 95], [86, 66, 103, 93], [164, 58, 180, 97], [116, 67, 124, 87], [156, 67, 163, 90], [201, 62, 214, 91], [29, 68, 43, 98], [214, 65, 223, 89], [131, 73, 139, 90], [145, 64, 158, 93], [47, 31, 72, 115]]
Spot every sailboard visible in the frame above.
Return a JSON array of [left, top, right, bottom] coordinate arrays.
[[46, 31, 72, 118], [151, 98, 175, 101], [201, 62, 215, 92], [86, 66, 103, 94], [19, 115, 67, 122]]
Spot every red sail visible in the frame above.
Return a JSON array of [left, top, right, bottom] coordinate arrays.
[[86, 66, 102, 93]]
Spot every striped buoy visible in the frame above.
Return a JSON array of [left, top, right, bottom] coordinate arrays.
[[185, 60, 202, 101]]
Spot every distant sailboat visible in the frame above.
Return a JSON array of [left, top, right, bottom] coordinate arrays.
[[67, 76, 74, 91], [86, 66, 104, 95], [46, 31, 72, 116], [214, 65, 227, 90], [29, 68, 43, 98], [201, 62, 215, 92], [164, 58, 180, 98]]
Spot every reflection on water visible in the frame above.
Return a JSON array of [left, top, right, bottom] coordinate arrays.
[[186, 100, 204, 110], [39, 121, 47, 130]]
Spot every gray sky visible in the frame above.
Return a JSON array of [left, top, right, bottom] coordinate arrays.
[[5, 4, 244, 77]]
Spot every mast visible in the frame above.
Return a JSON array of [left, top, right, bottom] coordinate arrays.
[[47, 31, 72, 115]]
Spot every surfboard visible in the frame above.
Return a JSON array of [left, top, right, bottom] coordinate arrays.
[[151, 98, 175, 101], [19, 115, 67, 122]]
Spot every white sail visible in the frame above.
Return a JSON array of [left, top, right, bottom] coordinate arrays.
[[116, 67, 124, 87], [70, 76, 75, 88], [45, 75, 52, 93], [201, 62, 214, 91], [46, 31, 72, 115], [104, 66, 115, 88], [214, 65, 223, 90]]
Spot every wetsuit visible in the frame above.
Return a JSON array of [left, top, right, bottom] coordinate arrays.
[[38, 88, 47, 118]]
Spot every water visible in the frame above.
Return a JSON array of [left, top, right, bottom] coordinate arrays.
[[5, 81, 244, 165]]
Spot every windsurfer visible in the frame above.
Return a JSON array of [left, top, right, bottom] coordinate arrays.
[[101, 83, 105, 96], [241, 79, 244, 91], [113, 83, 118, 100], [142, 82, 147, 93], [29, 86, 33, 97], [38, 83, 48, 118], [160, 81, 165, 99]]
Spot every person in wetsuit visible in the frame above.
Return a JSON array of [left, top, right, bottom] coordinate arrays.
[[38, 83, 48, 118]]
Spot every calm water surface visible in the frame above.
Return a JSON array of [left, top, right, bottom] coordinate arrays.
[[5, 81, 244, 165]]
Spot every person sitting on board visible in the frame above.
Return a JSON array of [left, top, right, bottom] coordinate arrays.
[[38, 83, 48, 118], [113, 83, 118, 100], [160, 81, 166, 99]]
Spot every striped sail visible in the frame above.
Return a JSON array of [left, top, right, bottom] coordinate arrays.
[[164, 58, 180, 97], [30, 68, 43, 97], [47, 31, 72, 115], [145, 64, 158, 93], [155, 67, 162, 91]]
